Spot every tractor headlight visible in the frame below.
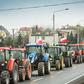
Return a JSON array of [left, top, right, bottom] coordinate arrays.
[[1, 63, 4, 66]]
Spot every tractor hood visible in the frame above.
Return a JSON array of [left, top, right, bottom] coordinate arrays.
[[28, 51, 37, 63]]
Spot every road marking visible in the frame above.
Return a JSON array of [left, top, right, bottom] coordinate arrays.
[[33, 78, 43, 82], [65, 74, 84, 84]]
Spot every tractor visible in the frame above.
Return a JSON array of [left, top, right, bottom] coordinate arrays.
[[0, 47, 18, 84], [8, 48, 31, 81], [56, 44, 73, 67], [48, 46, 64, 70], [0, 47, 31, 84], [69, 44, 82, 63], [26, 43, 51, 76]]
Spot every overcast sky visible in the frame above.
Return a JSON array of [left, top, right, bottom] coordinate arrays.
[[0, 0, 84, 32]]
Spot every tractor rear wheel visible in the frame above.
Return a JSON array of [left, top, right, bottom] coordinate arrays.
[[64, 57, 70, 67], [38, 62, 45, 76], [82, 55, 84, 62], [56, 60, 60, 70], [45, 61, 51, 74], [19, 68, 26, 81], [77, 56, 80, 63], [25, 62, 31, 80], [70, 57, 72, 67], [60, 56, 64, 70], [80, 55, 82, 63], [11, 63, 18, 84]]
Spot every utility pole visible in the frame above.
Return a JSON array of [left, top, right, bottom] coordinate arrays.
[[53, 13, 55, 33]]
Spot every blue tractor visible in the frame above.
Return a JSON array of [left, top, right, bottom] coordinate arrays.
[[26, 43, 50, 76]]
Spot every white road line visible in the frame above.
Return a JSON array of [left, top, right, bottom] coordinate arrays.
[[33, 78, 43, 82], [65, 74, 84, 84]]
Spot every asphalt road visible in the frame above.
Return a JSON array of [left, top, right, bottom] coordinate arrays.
[[19, 63, 84, 84]]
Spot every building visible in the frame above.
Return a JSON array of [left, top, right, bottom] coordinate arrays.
[[19, 27, 32, 36], [29, 34, 59, 45]]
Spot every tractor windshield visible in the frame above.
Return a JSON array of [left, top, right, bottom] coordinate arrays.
[[27, 46, 42, 53], [10, 50, 22, 60]]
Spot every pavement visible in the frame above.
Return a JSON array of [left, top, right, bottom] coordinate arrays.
[[19, 63, 84, 84]]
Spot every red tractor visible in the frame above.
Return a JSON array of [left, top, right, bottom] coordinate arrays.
[[69, 44, 82, 63], [9, 48, 31, 81], [0, 47, 31, 84], [0, 47, 18, 84]]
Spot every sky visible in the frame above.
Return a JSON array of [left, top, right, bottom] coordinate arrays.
[[0, 0, 84, 33]]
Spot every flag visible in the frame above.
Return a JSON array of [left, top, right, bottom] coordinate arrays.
[[60, 37, 70, 43]]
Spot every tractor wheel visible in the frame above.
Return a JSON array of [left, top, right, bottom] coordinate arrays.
[[5, 73, 10, 84], [45, 61, 51, 74], [77, 56, 80, 64], [64, 57, 70, 67], [70, 57, 73, 67], [82, 55, 84, 62], [38, 62, 45, 76], [25, 62, 31, 80], [56, 60, 60, 70], [80, 55, 82, 63], [60, 56, 64, 70], [11, 63, 18, 84], [1, 71, 10, 84], [19, 68, 25, 81]]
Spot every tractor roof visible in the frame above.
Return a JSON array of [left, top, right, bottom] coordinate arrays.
[[0, 47, 10, 51], [10, 48, 26, 51], [26, 43, 45, 47]]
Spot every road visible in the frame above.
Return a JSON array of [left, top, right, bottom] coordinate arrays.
[[19, 63, 84, 84]]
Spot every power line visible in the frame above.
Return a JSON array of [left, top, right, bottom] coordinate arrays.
[[0, 0, 84, 11]]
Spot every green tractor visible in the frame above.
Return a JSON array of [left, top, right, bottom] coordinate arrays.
[[56, 44, 73, 67], [48, 46, 64, 70]]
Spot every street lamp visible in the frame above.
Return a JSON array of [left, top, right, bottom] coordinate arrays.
[[53, 8, 69, 32], [52, 8, 69, 45]]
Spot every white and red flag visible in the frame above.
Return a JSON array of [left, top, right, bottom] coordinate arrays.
[[60, 37, 70, 43]]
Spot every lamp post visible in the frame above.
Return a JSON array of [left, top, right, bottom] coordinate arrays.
[[52, 8, 69, 45], [53, 8, 69, 32]]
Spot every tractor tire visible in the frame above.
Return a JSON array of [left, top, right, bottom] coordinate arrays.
[[11, 63, 18, 84], [77, 56, 80, 64], [60, 56, 64, 70], [25, 62, 31, 80], [1, 71, 10, 84], [82, 55, 84, 62], [80, 55, 82, 63], [19, 68, 26, 81], [45, 61, 51, 74], [64, 57, 70, 67], [38, 62, 45, 76], [70, 57, 73, 67], [56, 60, 60, 70]]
